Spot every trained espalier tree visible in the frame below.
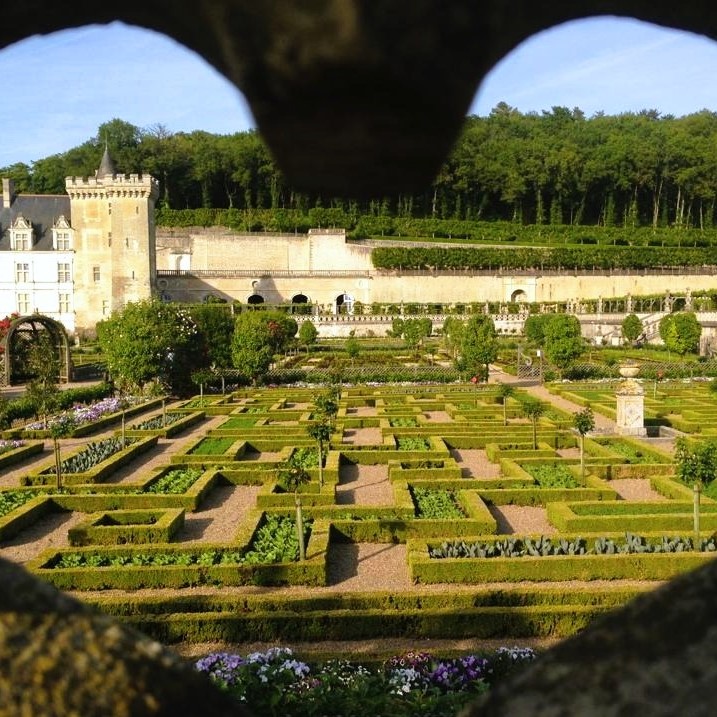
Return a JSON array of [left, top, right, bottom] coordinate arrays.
[[97, 299, 201, 394], [573, 405, 595, 479]]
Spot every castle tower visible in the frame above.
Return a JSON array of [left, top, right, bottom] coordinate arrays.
[[66, 149, 159, 333]]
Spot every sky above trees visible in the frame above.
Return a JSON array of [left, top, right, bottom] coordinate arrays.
[[2, 17, 717, 166]]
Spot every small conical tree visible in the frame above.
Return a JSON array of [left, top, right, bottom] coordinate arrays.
[[521, 397, 545, 450], [496, 382, 516, 426], [276, 462, 311, 561], [573, 406, 595, 479]]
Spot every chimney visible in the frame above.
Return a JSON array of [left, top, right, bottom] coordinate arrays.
[[2, 178, 14, 209]]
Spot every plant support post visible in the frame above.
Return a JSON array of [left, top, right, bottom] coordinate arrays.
[[694, 482, 702, 550]]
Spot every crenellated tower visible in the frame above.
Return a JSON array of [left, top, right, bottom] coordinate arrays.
[[66, 147, 159, 332]]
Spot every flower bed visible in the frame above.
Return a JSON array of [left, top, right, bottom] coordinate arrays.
[[0, 439, 43, 470], [191, 646, 537, 716]]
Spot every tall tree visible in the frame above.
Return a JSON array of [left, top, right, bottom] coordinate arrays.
[[459, 315, 497, 381]]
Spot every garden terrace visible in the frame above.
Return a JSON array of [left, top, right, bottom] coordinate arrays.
[[0, 381, 711, 649]]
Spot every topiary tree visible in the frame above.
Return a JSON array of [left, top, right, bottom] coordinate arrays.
[[573, 405, 595, 479], [49, 414, 76, 492], [496, 382, 515, 426], [520, 396, 545, 450], [675, 437, 717, 489]]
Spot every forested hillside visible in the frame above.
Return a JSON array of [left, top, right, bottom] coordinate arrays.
[[4, 106, 717, 233]]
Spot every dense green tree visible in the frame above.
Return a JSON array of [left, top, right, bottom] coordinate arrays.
[[97, 300, 200, 394], [189, 304, 234, 368], [459, 315, 497, 381], [542, 314, 585, 371], [298, 321, 318, 353], [345, 337, 360, 365], [231, 312, 276, 385], [659, 312, 702, 355], [402, 318, 432, 355], [441, 317, 464, 359], [621, 314, 643, 345]]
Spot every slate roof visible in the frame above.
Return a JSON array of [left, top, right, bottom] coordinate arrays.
[[97, 146, 117, 177], [0, 194, 71, 251]]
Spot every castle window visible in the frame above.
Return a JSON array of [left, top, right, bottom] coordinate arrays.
[[108, 231, 112, 247], [17, 293, 30, 313], [56, 232, 71, 250], [59, 293, 70, 313], [13, 233, 29, 250], [15, 263, 29, 283], [57, 263, 71, 283], [102, 299, 110, 316], [92, 266, 101, 283]]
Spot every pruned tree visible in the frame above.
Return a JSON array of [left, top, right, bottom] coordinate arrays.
[[573, 406, 595, 479], [496, 382, 516, 426], [520, 396, 546, 450], [276, 461, 311, 561]]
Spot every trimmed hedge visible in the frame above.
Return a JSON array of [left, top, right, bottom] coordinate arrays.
[[20, 436, 159, 487], [408, 537, 715, 583], [28, 517, 331, 590], [0, 441, 44, 470], [68, 508, 186, 545]]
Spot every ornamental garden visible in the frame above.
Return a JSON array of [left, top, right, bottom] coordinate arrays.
[[1, 377, 716, 647]]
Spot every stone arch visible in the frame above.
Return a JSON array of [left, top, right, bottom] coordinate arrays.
[[247, 294, 265, 305], [335, 292, 354, 315], [2, 314, 72, 387], [292, 293, 309, 304], [510, 289, 528, 303]]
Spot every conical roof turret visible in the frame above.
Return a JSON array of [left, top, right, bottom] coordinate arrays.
[[97, 144, 117, 177]]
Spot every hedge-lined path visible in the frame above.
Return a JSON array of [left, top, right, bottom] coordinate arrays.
[[1, 511, 84, 565], [336, 464, 394, 505], [341, 427, 383, 445], [327, 543, 412, 590], [450, 448, 501, 479], [610, 478, 667, 502], [490, 505, 557, 535], [178, 485, 263, 543]]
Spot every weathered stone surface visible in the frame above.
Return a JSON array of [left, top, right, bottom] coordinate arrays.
[[4, 2, 717, 194], [463, 556, 717, 716], [0, 556, 247, 716]]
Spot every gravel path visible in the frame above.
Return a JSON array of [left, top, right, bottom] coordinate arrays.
[[178, 485, 263, 543], [610, 478, 667, 502], [0, 510, 85, 565], [423, 411, 452, 423], [336, 464, 394, 505], [341, 427, 382, 445], [490, 505, 557, 535], [450, 448, 501, 478]]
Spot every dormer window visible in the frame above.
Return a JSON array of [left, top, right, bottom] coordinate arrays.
[[52, 215, 73, 251], [10, 215, 33, 250]]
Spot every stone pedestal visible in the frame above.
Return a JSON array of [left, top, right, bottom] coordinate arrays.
[[616, 374, 647, 436]]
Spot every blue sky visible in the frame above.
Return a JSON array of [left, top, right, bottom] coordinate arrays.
[[2, 16, 717, 167]]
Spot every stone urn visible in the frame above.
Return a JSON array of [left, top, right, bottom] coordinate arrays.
[[618, 363, 640, 379]]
